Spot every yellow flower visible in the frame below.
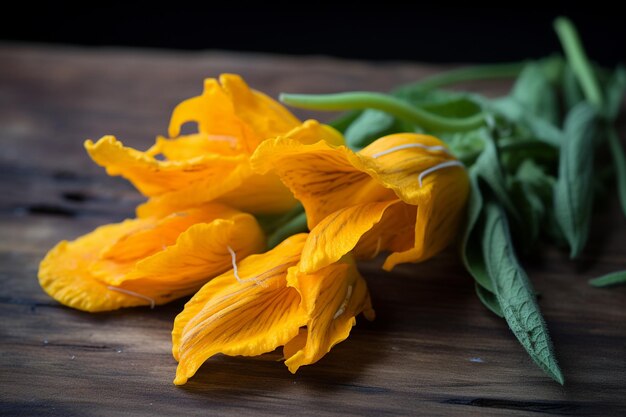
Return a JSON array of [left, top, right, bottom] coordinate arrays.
[[172, 234, 374, 385], [252, 133, 470, 272], [38, 204, 265, 312], [84, 74, 343, 218]]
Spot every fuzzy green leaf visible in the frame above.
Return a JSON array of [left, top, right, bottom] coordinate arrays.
[[482, 201, 564, 384], [607, 129, 626, 218], [461, 172, 493, 293], [554, 103, 597, 258], [471, 133, 520, 220], [604, 66, 626, 121], [511, 64, 560, 125], [475, 283, 504, 317], [562, 65, 585, 111], [345, 109, 398, 150]]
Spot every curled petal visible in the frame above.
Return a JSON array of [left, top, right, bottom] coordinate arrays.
[[252, 138, 396, 228], [38, 206, 265, 312], [135, 167, 297, 218], [254, 133, 469, 270], [85, 135, 247, 197], [149, 133, 240, 160], [169, 74, 300, 153], [284, 260, 374, 373], [173, 234, 308, 385], [299, 200, 399, 273]]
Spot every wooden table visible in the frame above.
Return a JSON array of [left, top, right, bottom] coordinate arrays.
[[1, 44, 624, 417]]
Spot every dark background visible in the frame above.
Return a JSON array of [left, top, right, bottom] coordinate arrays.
[[2, 4, 624, 65]]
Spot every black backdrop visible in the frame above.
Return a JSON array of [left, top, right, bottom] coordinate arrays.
[[3, 4, 624, 65]]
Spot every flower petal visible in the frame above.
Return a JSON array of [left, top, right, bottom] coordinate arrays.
[[38, 219, 162, 312], [282, 119, 345, 147], [251, 138, 396, 228], [383, 171, 469, 270], [284, 261, 374, 373], [85, 135, 247, 197], [173, 234, 308, 385], [149, 133, 240, 160], [39, 208, 265, 312], [101, 213, 265, 290], [254, 133, 469, 270], [299, 200, 399, 273], [220, 74, 301, 143], [168, 78, 255, 153], [168, 75, 300, 153], [354, 133, 463, 204], [135, 167, 297, 218]]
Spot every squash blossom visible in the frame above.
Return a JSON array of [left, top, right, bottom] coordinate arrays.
[[38, 204, 265, 312], [84, 74, 343, 218], [252, 133, 470, 272], [172, 234, 374, 385]]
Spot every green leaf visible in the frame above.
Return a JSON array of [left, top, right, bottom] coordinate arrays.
[[604, 66, 626, 121], [471, 133, 520, 220], [328, 110, 362, 133], [554, 17, 604, 109], [345, 109, 399, 150], [439, 128, 487, 164], [475, 283, 503, 317], [589, 270, 626, 287], [488, 98, 562, 147], [508, 160, 556, 248], [554, 103, 597, 258], [482, 201, 564, 384], [509, 181, 545, 250], [461, 172, 493, 292], [511, 64, 560, 125], [607, 129, 626, 218], [562, 64, 585, 111]]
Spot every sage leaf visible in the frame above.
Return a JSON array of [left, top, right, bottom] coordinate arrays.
[[604, 66, 626, 121], [329, 110, 362, 133], [554, 103, 597, 258], [475, 283, 503, 317], [607, 129, 626, 217], [471, 133, 520, 220], [563, 64, 585, 111], [489, 98, 562, 147], [345, 109, 398, 150], [511, 64, 560, 125], [589, 270, 626, 287], [482, 201, 564, 384], [461, 172, 493, 292]]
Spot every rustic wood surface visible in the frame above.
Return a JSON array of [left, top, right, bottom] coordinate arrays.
[[0, 44, 625, 417]]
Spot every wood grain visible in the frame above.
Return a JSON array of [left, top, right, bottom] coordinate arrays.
[[0, 44, 624, 417]]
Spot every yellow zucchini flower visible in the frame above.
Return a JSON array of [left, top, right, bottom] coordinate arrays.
[[84, 74, 343, 218], [172, 234, 374, 385], [252, 133, 470, 272], [38, 204, 265, 312]]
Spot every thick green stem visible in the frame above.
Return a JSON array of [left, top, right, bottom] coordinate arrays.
[[281, 92, 485, 132], [554, 17, 604, 108]]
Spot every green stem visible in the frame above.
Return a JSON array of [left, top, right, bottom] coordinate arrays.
[[607, 128, 626, 217], [554, 17, 604, 108], [281, 92, 485, 132]]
